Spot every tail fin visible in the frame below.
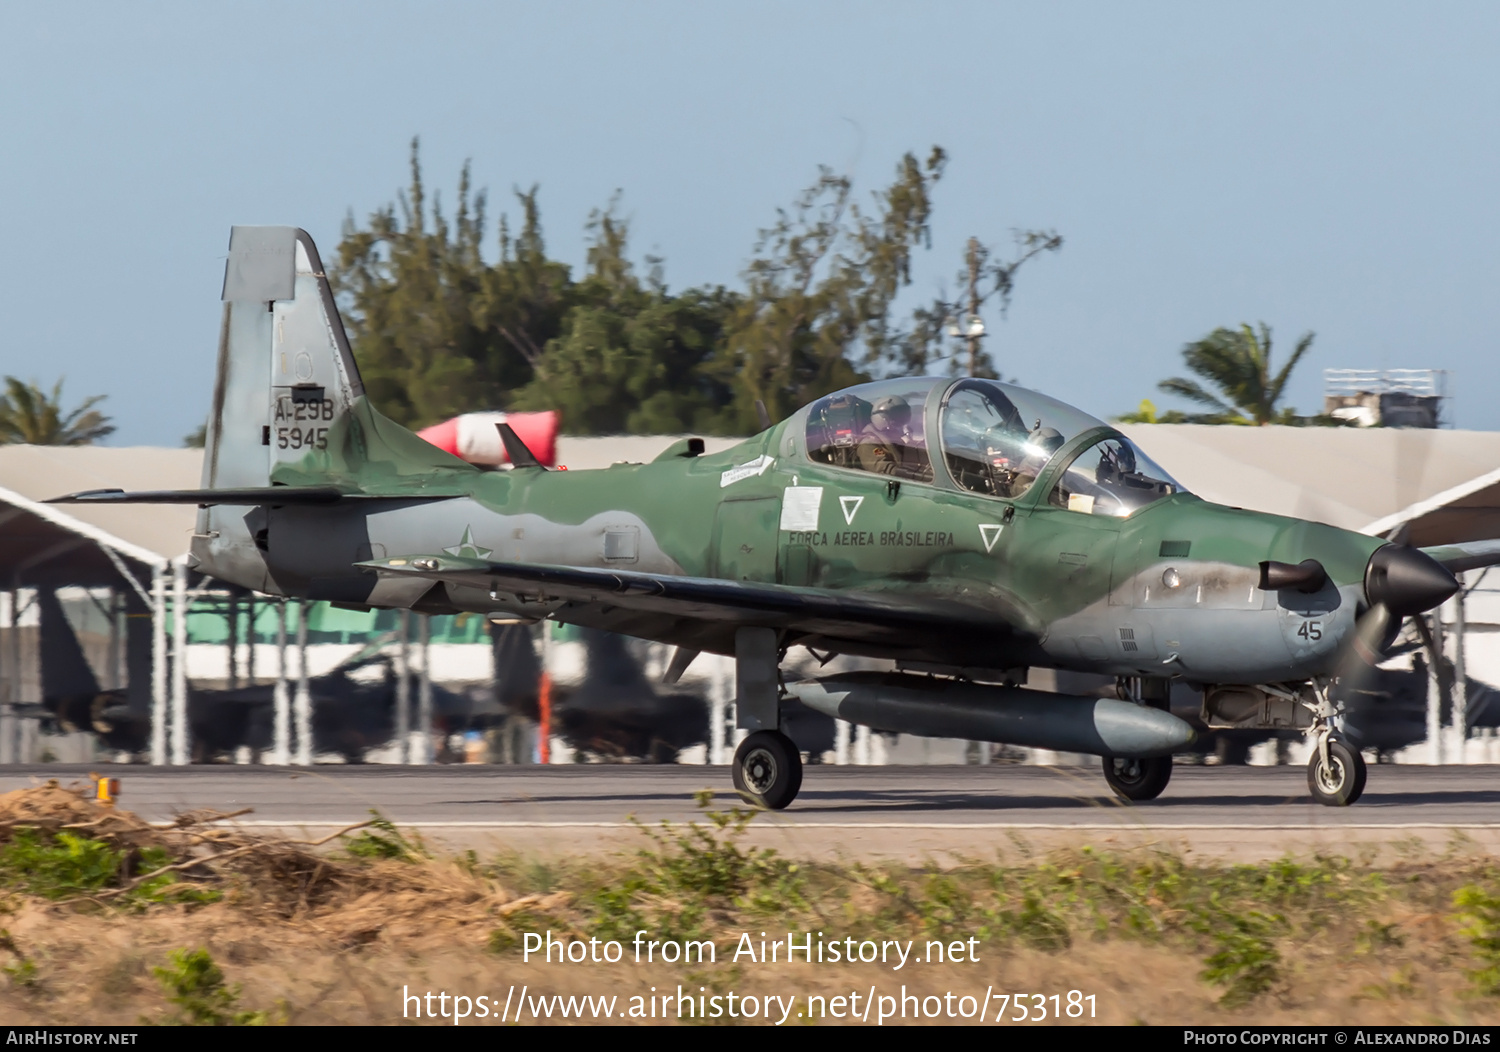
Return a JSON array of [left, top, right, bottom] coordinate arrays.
[[205, 226, 464, 490], [202, 226, 360, 489], [194, 227, 472, 592]]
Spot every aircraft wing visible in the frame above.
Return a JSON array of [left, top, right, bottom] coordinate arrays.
[[47, 487, 463, 506], [1419, 539, 1500, 574], [358, 553, 1034, 655]]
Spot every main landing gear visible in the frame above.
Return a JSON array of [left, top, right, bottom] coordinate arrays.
[[728, 627, 804, 810], [1102, 755, 1173, 801], [733, 730, 803, 810], [1103, 676, 1174, 802]]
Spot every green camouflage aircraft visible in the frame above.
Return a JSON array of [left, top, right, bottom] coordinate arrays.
[[53, 227, 1500, 808]]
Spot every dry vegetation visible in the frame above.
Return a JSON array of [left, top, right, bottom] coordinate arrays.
[[1, 780, 1499, 1025]]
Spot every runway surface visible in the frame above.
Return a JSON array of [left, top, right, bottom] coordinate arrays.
[[5, 763, 1499, 862]]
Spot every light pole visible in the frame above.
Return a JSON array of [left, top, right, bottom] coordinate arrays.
[[946, 237, 988, 376]]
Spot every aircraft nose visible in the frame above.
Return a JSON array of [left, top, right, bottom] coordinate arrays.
[[1364, 544, 1458, 618]]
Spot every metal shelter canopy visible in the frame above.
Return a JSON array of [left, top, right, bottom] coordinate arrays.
[[1362, 466, 1500, 546], [1116, 424, 1500, 544], [0, 446, 201, 766], [0, 445, 201, 581]]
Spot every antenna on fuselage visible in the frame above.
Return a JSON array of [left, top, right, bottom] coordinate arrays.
[[496, 423, 546, 470]]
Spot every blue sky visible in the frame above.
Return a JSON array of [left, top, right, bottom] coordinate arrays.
[[2, 2, 1497, 443]]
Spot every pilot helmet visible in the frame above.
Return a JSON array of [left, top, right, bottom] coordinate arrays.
[[1027, 425, 1064, 457], [1102, 439, 1136, 475], [870, 395, 911, 432]]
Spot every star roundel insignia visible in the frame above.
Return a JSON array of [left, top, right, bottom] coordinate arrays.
[[443, 526, 493, 560]]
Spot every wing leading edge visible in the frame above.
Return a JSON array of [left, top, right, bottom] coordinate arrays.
[[358, 553, 1035, 658], [1419, 540, 1500, 574], [48, 487, 464, 507]]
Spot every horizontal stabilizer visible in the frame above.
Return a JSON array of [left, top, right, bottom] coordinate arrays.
[[1420, 539, 1500, 574], [48, 486, 460, 507]]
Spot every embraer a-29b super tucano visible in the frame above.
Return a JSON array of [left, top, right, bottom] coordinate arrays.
[[53, 227, 1500, 808]]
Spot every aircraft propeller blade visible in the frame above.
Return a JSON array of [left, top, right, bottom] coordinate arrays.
[[1330, 601, 1394, 702], [1331, 541, 1457, 702]]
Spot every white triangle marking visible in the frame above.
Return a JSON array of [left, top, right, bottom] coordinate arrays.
[[839, 495, 865, 525], [979, 523, 1004, 553]]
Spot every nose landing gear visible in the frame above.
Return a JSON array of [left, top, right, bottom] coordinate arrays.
[[1308, 738, 1368, 804], [1307, 735, 1366, 806], [1304, 681, 1366, 806]]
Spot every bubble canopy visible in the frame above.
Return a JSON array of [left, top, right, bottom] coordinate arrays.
[[800, 377, 1185, 515]]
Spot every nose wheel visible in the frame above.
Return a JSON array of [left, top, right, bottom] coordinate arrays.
[[732, 730, 803, 810], [1102, 755, 1173, 801], [1302, 681, 1366, 806], [1307, 736, 1366, 806]]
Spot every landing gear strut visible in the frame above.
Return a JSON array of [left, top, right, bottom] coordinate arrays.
[[729, 627, 802, 809], [1102, 755, 1173, 801], [1303, 682, 1366, 806], [732, 730, 803, 810]]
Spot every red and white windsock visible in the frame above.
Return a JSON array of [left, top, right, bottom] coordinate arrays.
[[416, 411, 559, 467]]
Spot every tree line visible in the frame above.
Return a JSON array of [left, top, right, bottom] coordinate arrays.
[[328, 140, 987, 435], [326, 143, 1326, 433], [1, 139, 1340, 446]]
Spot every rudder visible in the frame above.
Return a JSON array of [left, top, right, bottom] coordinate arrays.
[[203, 226, 365, 491]]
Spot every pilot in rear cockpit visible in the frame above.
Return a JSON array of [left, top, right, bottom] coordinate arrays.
[[857, 395, 908, 475], [857, 396, 933, 481]]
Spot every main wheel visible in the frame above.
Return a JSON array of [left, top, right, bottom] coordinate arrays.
[[732, 730, 803, 810], [1102, 755, 1173, 802], [1307, 738, 1366, 806]]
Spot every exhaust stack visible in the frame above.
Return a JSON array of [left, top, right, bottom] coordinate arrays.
[[787, 673, 1196, 758]]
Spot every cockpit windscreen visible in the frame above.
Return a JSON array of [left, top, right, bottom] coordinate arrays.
[[939, 379, 1108, 500], [1048, 436, 1183, 517], [804, 376, 1185, 514]]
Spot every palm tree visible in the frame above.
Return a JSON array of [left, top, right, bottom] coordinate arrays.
[[0, 377, 115, 445], [1157, 323, 1315, 425], [1113, 398, 1187, 424]]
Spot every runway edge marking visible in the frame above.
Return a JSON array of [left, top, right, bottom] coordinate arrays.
[[210, 821, 1500, 830]]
